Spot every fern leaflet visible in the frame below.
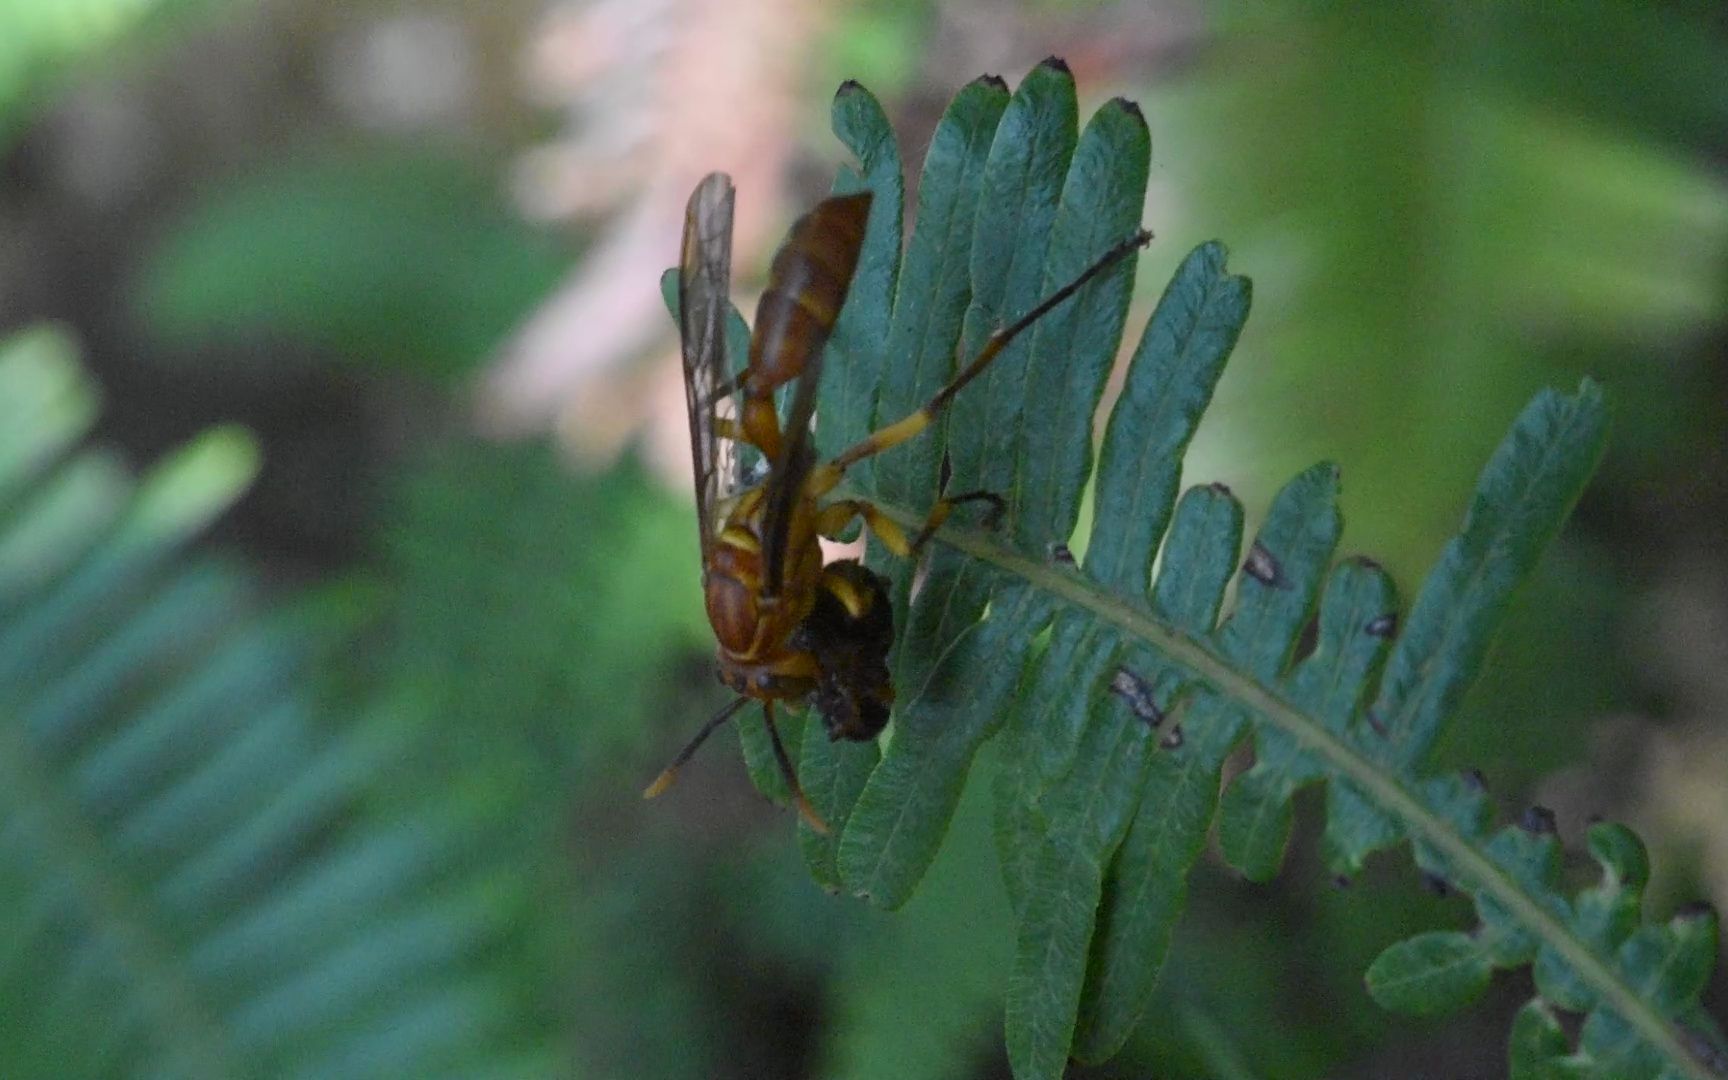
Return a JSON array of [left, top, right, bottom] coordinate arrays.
[[686, 62, 1724, 1080]]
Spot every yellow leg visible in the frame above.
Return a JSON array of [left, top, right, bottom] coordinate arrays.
[[763, 702, 829, 835], [814, 499, 913, 557], [742, 397, 783, 465], [909, 489, 1005, 554], [814, 487, 1004, 562], [713, 405, 780, 460]]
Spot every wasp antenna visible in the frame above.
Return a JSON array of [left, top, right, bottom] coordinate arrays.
[[643, 696, 750, 799], [763, 702, 830, 835]]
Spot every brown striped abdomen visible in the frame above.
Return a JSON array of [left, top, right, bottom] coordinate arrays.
[[746, 192, 871, 398]]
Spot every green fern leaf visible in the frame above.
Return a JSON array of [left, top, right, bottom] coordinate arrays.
[[671, 66, 1724, 1080], [1364, 930, 1495, 1015], [0, 328, 570, 1077]]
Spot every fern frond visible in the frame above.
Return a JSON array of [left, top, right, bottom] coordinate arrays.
[[688, 66, 1723, 1080], [0, 327, 564, 1077]]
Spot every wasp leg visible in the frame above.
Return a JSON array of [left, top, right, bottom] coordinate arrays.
[[813, 499, 913, 557], [816, 490, 1004, 559], [698, 370, 745, 412], [741, 398, 784, 465], [808, 228, 1151, 494], [909, 489, 1005, 554], [643, 695, 751, 799], [762, 701, 830, 835], [713, 416, 789, 466]]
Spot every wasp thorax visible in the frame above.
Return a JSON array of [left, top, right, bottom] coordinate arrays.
[[702, 570, 758, 655]]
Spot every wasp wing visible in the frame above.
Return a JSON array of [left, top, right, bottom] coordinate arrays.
[[679, 172, 739, 553], [758, 191, 872, 596], [759, 326, 824, 599]]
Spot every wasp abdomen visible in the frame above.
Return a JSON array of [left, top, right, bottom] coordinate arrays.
[[747, 193, 871, 395]]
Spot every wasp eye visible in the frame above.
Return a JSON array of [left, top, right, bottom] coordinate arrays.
[[754, 672, 774, 691]]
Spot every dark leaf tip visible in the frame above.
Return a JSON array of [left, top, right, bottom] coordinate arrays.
[[971, 73, 1008, 93], [1047, 541, 1076, 566], [1036, 55, 1072, 74], [1519, 806, 1558, 837], [1676, 901, 1717, 922], [1420, 871, 1452, 898], [836, 79, 865, 98], [1462, 768, 1488, 793], [1678, 1026, 1728, 1074], [1104, 96, 1147, 126]]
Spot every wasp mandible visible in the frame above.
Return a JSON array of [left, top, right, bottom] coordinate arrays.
[[645, 171, 1150, 832]]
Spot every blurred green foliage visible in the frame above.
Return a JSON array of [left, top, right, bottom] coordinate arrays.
[[368, 441, 708, 766], [138, 151, 571, 380], [0, 0, 231, 147], [1147, 1, 1728, 569], [823, 0, 926, 101]]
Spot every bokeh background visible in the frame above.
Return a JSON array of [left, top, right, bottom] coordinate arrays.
[[2, 1, 1726, 1077]]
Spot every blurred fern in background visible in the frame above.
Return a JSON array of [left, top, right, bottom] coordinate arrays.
[[0, 328, 574, 1075], [1153, 2, 1728, 566]]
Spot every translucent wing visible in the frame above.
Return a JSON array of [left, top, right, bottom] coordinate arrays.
[[679, 172, 738, 553]]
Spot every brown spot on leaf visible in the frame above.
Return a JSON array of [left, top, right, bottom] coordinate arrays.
[[1520, 806, 1558, 836], [1242, 541, 1284, 588], [1109, 666, 1163, 727]]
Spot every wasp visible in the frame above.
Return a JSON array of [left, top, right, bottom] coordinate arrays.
[[645, 171, 1149, 832]]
